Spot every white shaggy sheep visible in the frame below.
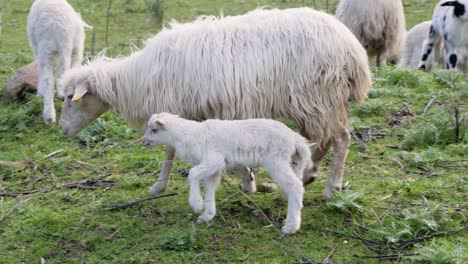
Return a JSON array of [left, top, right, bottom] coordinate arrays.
[[336, 0, 406, 66], [418, 0, 468, 71], [27, 0, 92, 124], [142, 113, 313, 234], [58, 7, 371, 199]]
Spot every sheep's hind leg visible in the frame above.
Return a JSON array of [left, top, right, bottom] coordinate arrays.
[[264, 159, 304, 234], [149, 146, 175, 196], [197, 172, 222, 223], [322, 126, 350, 200], [37, 53, 56, 124], [299, 126, 331, 185]]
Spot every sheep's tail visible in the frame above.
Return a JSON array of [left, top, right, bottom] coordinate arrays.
[[294, 139, 313, 183], [347, 43, 372, 104]]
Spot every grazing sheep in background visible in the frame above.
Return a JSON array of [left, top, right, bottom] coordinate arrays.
[[27, 0, 92, 124], [58, 7, 372, 200], [418, 0, 468, 71], [336, 0, 406, 66], [4, 61, 38, 103], [142, 113, 313, 234]]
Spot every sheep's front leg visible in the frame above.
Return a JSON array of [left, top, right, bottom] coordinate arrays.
[[197, 172, 221, 223], [418, 24, 437, 70], [188, 164, 221, 214], [149, 145, 175, 196]]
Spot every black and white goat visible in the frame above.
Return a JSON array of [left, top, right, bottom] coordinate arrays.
[[418, 0, 468, 70]]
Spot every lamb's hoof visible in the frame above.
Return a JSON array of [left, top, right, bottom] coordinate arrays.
[[43, 114, 56, 124], [282, 223, 300, 234], [190, 197, 204, 214], [56, 91, 65, 100], [197, 213, 215, 223], [148, 184, 165, 196]]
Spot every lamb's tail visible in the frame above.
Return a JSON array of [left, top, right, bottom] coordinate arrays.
[[293, 140, 313, 184]]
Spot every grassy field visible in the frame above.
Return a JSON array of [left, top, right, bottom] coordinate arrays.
[[0, 0, 466, 263]]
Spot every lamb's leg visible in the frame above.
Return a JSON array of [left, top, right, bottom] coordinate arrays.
[[187, 163, 221, 214], [55, 48, 72, 99], [323, 126, 350, 199], [149, 145, 175, 195], [198, 172, 221, 223], [264, 159, 304, 234], [71, 46, 84, 69], [234, 166, 256, 193], [444, 42, 458, 70], [37, 53, 56, 124], [418, 24, 437, 70]]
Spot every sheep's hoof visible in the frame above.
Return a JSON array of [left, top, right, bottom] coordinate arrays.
[[148, 184, 166, 196], [321, 186, 341, 200], [281, 223, 299, 234]]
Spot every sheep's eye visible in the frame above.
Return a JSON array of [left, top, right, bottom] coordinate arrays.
[[152, 129, 158, 133]]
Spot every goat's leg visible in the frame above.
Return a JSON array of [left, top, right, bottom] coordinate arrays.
[[322, 126, 350, 199], [444, 41, 458, 70], [418, 24, 437, 70], [198, 172, 221, 223], [264, 159, 304, 234], [37, 53, 56, 124], [149, 145, 175, 195]]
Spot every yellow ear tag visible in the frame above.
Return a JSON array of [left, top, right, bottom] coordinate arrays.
[[71, 94, 84, 103]]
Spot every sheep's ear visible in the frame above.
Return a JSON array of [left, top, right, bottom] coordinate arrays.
[[71, 83, 89, 102], [441, 1, 458, 7], [155, 119, 167, 129]]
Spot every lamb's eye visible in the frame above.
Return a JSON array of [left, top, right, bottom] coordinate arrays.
[[67, 95, 73, 100], [152, 129, 158, 133]]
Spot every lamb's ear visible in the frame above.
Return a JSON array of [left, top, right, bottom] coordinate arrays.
[[155, 119, 167, 129], [82, 20, 93, 31], [71, 83, 89, 102], [441, 1, 458, 7]]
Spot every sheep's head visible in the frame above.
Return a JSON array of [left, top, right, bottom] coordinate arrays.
[[442, 0, 468, 20], [142, 114, 172, 148], [59, 81, 109, 137]]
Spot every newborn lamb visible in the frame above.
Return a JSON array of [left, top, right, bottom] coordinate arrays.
[[142, 113, 313, 234]]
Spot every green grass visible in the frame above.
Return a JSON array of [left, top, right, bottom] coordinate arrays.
[[0, 0, 467, 263]]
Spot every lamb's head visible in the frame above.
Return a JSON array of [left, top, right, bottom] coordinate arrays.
[[442, 0, 468, 20], [142, 113, 174, 148], [59, 69, 109, 137]]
